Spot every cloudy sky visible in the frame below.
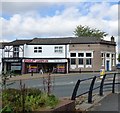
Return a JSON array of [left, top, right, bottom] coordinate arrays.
[[0, 0, 119, 53]]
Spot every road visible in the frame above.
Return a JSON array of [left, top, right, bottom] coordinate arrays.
[[6, 72, 119, 98]]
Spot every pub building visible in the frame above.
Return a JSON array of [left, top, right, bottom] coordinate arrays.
[[2, 36, 116, 74]]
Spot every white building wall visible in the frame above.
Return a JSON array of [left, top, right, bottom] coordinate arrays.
[[19, 46, 24, 57], [3, 45, 24, 58], [24, 45, 66, 58]]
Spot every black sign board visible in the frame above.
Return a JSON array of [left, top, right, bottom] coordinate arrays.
[[3, 59, 21, 62]]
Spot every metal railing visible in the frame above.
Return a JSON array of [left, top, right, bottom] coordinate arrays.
[[71, 72, 120, 104]]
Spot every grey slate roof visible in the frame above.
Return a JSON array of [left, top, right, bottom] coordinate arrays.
[[0, 42, 8, 49], [29, 37, 116, 45], [4, 37, 116, 46], [8, 39, 32, 46]]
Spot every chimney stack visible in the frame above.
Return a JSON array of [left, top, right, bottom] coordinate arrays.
[[111, 36, 114, 42]]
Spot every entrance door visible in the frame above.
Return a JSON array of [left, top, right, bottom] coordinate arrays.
[[106, 60, 110, 71]]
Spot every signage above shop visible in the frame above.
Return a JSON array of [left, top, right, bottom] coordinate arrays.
[[23, 59, 67, 63], [3, 59, 21, 62], [24, 59, 48, 63]]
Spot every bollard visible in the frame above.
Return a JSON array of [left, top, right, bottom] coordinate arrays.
[[31, 71, 33, 76], [100, 69, 105, 79]]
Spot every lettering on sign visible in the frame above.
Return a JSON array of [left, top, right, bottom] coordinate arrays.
[[24, 59, 48, 63], [4, 59, 21, 62]]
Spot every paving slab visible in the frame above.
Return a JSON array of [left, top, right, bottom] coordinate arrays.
[[88, 93, 120, 112]]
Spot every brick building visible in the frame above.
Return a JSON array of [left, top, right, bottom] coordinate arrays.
[[2, 36, 116, 74]]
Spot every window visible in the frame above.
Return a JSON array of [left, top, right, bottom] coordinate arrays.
[[70, 53, 76, 57], [71, 58, 76, 65], [86, 53, 92, 57], [101, 53, 104, 58], [112, 54, 115, 58], [106, 53, 110, 58], [78, 58, 83, 65], [13, 46, 19, 57], [54, 46, 63, 53], [34, 47, 42, 53], [78, 53, 84, 57], [86, 58, 91, 65]]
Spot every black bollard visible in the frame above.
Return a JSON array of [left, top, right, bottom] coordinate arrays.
[[31, 71, 33, 76]]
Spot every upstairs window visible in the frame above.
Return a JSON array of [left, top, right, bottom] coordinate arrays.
[[34, 47, 42, 53], [70, 53, 76, 57], [86, 53, 92, 57], [78, 53, 84, 57], [112, 54, 115, 58], [13, 46, 19, 57], [101, 53, 104, 58], [106, 53, 110, 58], [54, 46, 63, 53]]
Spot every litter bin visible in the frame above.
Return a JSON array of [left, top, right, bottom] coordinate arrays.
[[100, 69, 105, 79]]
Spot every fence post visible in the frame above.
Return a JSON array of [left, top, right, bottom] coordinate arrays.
[[112, 73, 116, 93], [88, 76, 96, 103], [71, 80, 81, 100], [99, 74, 106, 96]]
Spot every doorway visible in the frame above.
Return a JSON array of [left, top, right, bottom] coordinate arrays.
[[106, 60, 110, 71]]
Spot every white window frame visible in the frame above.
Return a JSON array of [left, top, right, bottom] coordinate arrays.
[[78, 58, 84, 68], [70, 53, 76, 57], [34, 47, 42, 53], [78, 52, 84, 58], [13, 46, 19, 57], [54, 46, 63, 53], [86, 58, 92, 68]]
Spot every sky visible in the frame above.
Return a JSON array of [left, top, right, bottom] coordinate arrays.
[[0, 0, 119, 54]]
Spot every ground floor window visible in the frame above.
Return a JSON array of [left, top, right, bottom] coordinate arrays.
[[86, 58, 92, 65], [78, 58, 83, 65], [70, 58, 76, 65]]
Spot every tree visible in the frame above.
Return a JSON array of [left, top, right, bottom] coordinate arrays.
[[118, 53, 120, 62], [74, 25, 108, 39]]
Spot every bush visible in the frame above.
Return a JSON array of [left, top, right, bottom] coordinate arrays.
[[2, 88, 59, 112]]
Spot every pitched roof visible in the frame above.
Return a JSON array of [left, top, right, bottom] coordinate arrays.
[[8, 39, 32, 46], [29, 37, 116, 45], [0, 42, 8, 49]]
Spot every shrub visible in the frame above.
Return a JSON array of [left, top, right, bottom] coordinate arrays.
[[2, 88, 59, 112]]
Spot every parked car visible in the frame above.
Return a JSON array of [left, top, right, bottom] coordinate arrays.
[[116, 64, 120, 69]]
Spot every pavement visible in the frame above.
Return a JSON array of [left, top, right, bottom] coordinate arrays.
[[2, 70, 118, 82], [75, 91, 120, 112]]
